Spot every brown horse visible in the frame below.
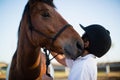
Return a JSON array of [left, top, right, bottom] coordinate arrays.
[[8, 0, 84, 80]]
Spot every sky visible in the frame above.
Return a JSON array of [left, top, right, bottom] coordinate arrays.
[[0, 0, 120, 64]]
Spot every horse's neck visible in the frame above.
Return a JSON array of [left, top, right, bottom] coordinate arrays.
[[17, 38, 46, 79], [11, 11, 47, 79], [17, 39, 40, 69], [17, 32, 41, 78], [16, 14, 42, 79]]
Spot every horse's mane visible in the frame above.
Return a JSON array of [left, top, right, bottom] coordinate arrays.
[[17, 2, 29, 38]]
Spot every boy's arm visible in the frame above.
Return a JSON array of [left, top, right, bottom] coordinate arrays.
[[51, 52, 67, 66]]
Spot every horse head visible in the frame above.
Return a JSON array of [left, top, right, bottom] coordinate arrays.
[[26, 0, 84, 60]]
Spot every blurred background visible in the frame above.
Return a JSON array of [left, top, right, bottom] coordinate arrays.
[[0, 0, 120, 80]]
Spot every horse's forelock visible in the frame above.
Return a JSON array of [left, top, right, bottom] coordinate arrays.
[[41, 0, 56, 8], [29, 0, 55, 8]]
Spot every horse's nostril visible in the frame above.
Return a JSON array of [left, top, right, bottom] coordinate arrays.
[[76, 41, 83, 50]]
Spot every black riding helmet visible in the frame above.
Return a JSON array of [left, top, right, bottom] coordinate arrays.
[[80, 24, 111, 57]]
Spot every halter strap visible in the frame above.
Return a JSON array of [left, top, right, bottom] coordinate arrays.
[[51, 24, 71, 44], [43, 48, 59, 77]]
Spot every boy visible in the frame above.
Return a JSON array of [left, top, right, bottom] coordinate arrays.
[[42, 24, 111, 80]]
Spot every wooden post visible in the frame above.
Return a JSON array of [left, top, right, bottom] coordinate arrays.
[[106, 64, 110, 74]]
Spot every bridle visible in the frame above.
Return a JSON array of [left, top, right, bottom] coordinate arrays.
[[27, 3, 71, 45], [27, 3, 71, 77]]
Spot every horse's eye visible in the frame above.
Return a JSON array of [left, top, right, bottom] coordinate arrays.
[[42, 12, 50, 17]]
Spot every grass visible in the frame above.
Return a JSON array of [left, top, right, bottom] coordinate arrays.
[[98, 71, 120, 80], [54, 71, 120, 80], [0, 70, 6, 79], [0, 70, 120, 80], [98, 71, 120, 77], [54, 71, 68, 78]]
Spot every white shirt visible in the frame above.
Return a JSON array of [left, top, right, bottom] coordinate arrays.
[[66, 54, 97, 80]]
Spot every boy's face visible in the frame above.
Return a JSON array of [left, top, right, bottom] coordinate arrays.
[[82, 33, 90, 52], [84, 41, 89, 48]]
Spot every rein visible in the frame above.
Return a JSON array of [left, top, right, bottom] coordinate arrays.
[[27, 3, 71, 77], [43, 48, 58, 77]]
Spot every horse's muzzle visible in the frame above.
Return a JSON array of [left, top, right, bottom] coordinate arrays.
[[64, 40, 84, 60]]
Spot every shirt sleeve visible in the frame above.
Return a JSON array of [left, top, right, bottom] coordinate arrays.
[[65, 58, 74, 69]]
